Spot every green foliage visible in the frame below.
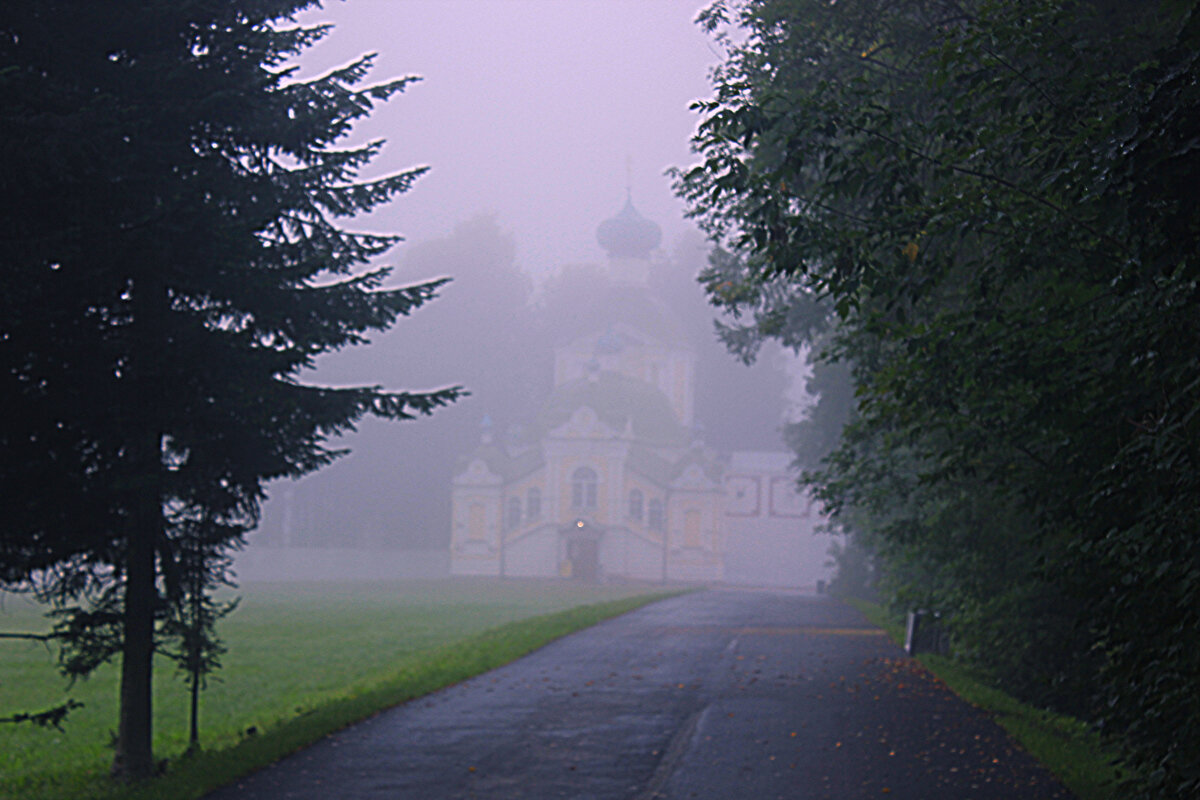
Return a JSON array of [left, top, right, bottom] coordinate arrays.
[[679, 0, 1200, 795], [822, 534, 875, 600], [1, 0, 459, 777]]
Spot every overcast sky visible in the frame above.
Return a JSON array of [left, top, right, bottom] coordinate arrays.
[[295, 0, 719, 280]]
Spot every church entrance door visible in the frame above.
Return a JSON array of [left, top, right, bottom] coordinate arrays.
[[563, 522, 602, 582], [568, 537, 599, 581]]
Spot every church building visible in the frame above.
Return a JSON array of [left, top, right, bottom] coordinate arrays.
[[449, 195, 830, 585]]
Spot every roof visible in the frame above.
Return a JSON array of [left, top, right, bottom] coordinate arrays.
[[456, 442, 545, 482], [626, 444, 677, 485], [538, 371, 689, 448], [626, 443, 724, 488], [671, 447, 725, 485], [551, 284, 692, 352], [728, 450, 795, 474]]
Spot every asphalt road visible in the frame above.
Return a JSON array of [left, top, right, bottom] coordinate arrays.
[[205, 589, 1073, 800]]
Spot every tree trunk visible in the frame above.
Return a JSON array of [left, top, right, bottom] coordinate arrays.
[[188, 569, 201, 753], [114, 475, 158, 779], [114, 271, 166, 780]]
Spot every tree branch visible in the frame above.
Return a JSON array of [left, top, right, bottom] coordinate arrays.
[[0, 700, 84, 730], [837, 117, 1128, 256], [0, 631, 56, 641]]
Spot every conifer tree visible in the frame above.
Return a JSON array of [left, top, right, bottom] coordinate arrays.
[[0, 1, 459, 778]]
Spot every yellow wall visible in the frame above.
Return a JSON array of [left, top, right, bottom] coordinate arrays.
[[622, 473, 664, 543], [504, 473, 547, 535], [684, 509, 701, 548], [558, 458, 609, 524], [467, 502, 485, 541]]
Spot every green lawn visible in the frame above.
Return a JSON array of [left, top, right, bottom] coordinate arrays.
[[844, 597, 1122, 800], [1, 578, 682, 800]]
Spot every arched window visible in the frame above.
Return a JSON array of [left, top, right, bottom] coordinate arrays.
[[571, 467, 598, 509], [505, 497, 522, 530], [629, 489, 644, 521], [526, 487, 541, 519], [648, 498, 665, 531]]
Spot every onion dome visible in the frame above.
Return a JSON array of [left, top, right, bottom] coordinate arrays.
[[596, 191, 662, 259]]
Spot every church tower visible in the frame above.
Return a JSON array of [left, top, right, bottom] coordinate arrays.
[[552, 193, 696, 426], [596, 188, 662, 286]]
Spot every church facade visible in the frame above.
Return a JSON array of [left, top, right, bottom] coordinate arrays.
[[449, 195, 830, 585]]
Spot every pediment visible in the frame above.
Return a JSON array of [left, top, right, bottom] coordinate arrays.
[[548, 405, 620, 440], [673, 462, 720, 491], [453, 457, 503, 486]]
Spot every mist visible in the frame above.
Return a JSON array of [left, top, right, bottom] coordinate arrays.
[[238, 0, 837, 589], [284, 0, 717, 278]]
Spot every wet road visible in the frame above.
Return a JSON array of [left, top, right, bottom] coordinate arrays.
[[206, 589, 1071, 799]]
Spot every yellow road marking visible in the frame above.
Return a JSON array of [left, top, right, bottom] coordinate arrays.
[[654, 626, 886, 637]]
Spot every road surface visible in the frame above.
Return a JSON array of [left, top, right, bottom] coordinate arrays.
[[206, 589, 1072, 799]]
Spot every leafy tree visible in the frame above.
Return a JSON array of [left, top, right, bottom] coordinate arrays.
[[1, 0, 457, 778], [679, 0, 1200, 794]]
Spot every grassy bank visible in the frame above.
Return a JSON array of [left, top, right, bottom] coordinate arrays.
[[845, 597, 1121, 800], [1, 579, 685, 800]]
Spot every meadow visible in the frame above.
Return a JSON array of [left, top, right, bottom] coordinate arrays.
[[0, 578, 680, 800]]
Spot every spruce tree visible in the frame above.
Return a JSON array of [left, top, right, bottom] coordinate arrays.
[[1, 1, 459, 778]]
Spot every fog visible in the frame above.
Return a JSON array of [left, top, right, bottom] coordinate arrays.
[[286, 0, 717, 278], [239, 0, 837, 589]]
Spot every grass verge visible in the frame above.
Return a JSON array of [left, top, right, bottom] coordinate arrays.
[[2, 583, 686, 800], [844, 596, 1120, 800]]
